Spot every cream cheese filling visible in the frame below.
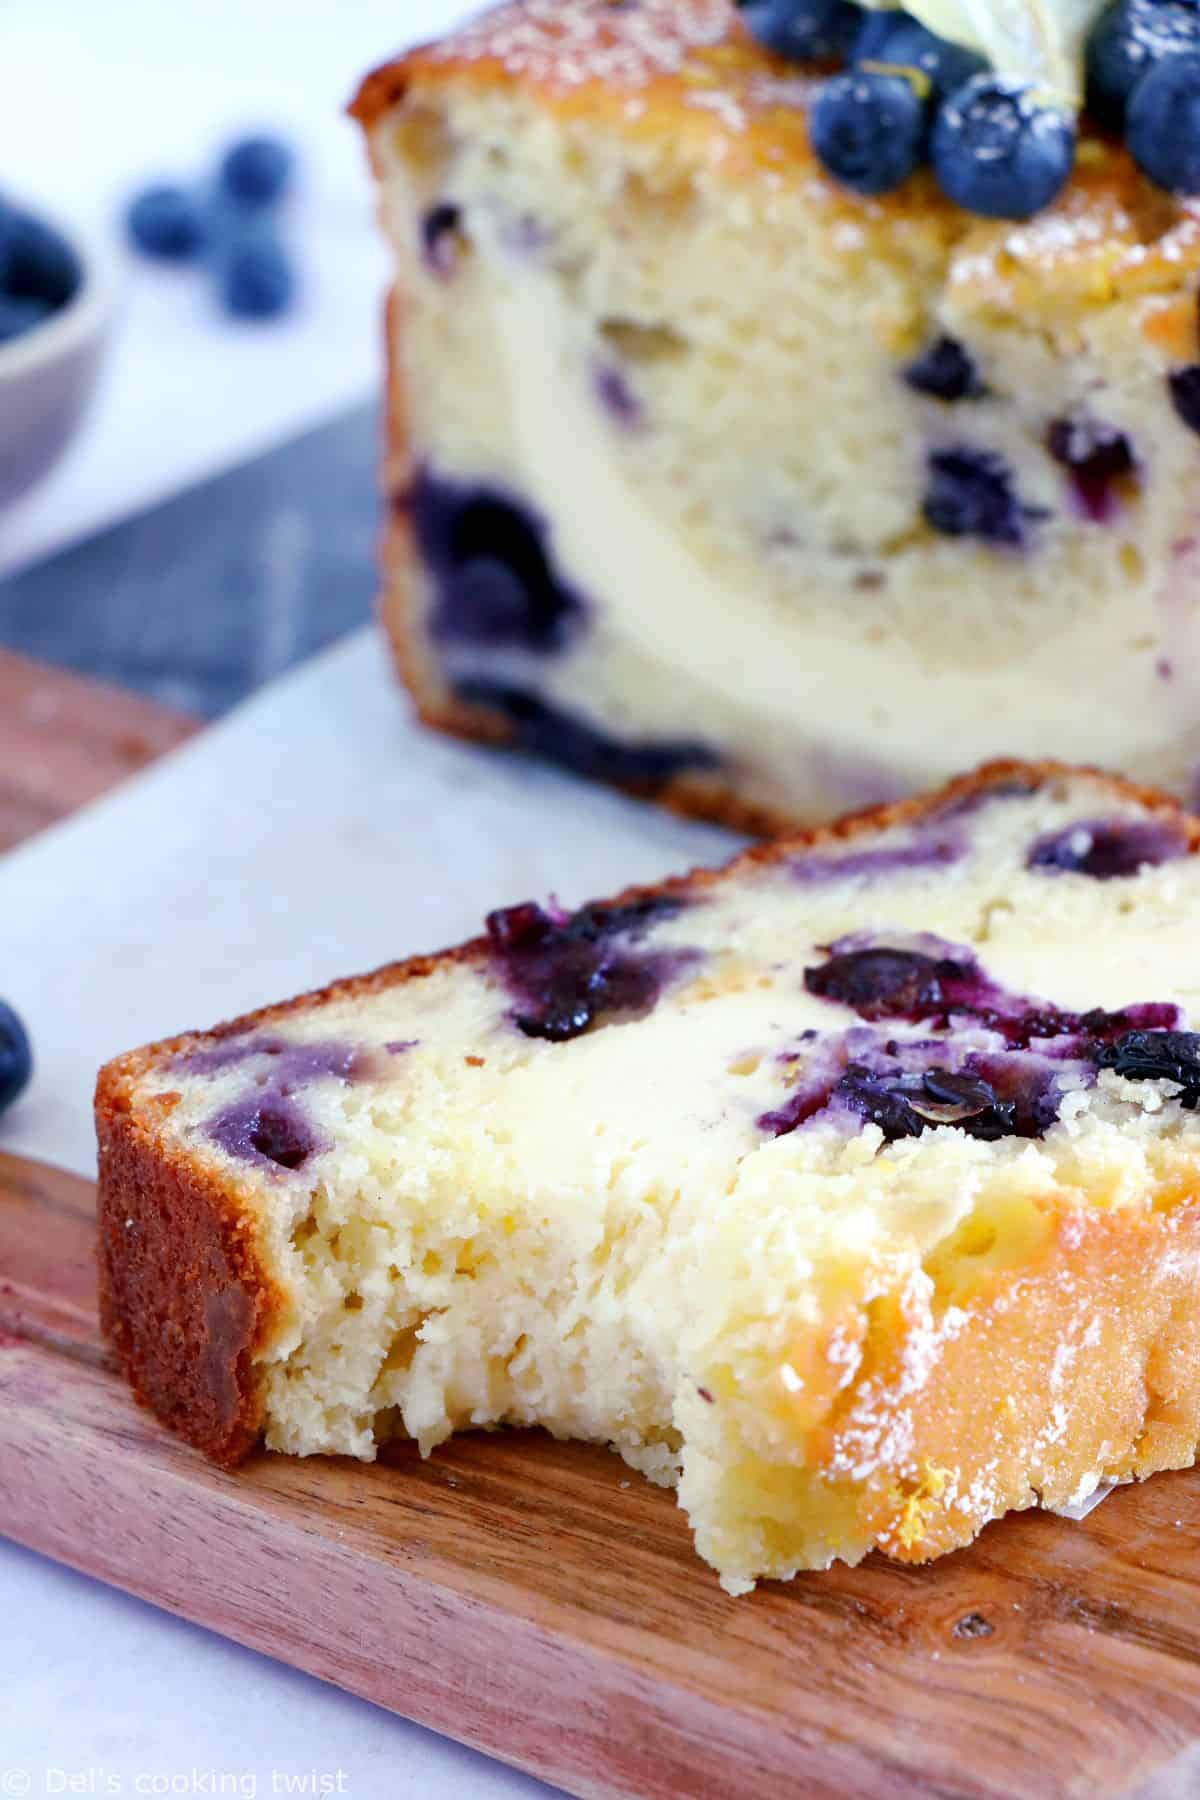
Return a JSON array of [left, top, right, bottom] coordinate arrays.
[[478, 263, 1198, 789]]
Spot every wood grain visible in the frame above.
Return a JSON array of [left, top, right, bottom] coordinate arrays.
[[0, 647, 196, 851], [3, 652, 1200, 1797], [4, 1150, 1200, 1800]]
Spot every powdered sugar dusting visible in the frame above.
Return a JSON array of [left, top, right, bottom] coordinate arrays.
[[432, 0, 735, 95]]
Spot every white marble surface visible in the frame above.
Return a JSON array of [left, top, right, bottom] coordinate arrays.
[[0, 0, 473, 580], [0, 631, 739, 1799]]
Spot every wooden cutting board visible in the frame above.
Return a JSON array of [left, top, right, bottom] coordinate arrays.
[[5, 652, 1200, 1800]]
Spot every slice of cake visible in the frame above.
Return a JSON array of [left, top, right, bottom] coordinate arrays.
[[350, 0, 1200, 834], [98, 762, 1200, 1592]]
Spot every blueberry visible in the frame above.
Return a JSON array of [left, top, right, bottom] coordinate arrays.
[[219, 135, 294, 208], [485, 894, 690, 1042], [1086, 0, 1200, 129], [0, 1002, 32, 1115], [904, 334, 982, 400], [410, 472, 584, 652], [1027, 816, 1187, 877], [0, 294, 52, 344], [456, 680, 720, 789], [837, 1063, 1016, 1141], [740, 0, 863, 62], [1093, 1029, 1200, 1100], [1046, 417, 1136, 520], [421, 203, 464, 278], [208, 1094, 317, 1169], [594, 362, 642, 428], [448, 559, 542, 642], [485, 900, 553, 953], [811, 70, 926, 195], [924, 447, 1040, 546], [914, 1066, 1013, 1130], [1127, 54, 1200, 192], [931, 75, 1075, 219], [854, 11, 986, 105], [126, 184, 207, 261], [217, 234, 295, 319], [1169, 364, 1200, 433], [1, 210, 80, 307], [804, 946, 952, 1019]]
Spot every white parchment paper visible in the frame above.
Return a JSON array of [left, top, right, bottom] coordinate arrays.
[[0, 629, 738, 1177]]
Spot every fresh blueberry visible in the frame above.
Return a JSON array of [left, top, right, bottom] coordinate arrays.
[[740, 0, 863, 62], [904, 334, 982, 400], [126, 184, 208, 261], [931, 75, 1075, 219], [1127, 54, 1200, 192], [0, 1002, 32, 1115], [924, 447, 1040, 546], [217, 233, 295, 319], [1, 210, 80, 307], [1169, 364, 1200, 433], [1086, 0, 1200, 129], [0, 294, 53, 344], [1046, 417, 1136, 520], [854, 11, 986, 104], [811, 69, 926, 195], [219, 135, 294, 208]]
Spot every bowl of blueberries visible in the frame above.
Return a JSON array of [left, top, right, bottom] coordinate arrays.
[[0, 195, 113, 509]]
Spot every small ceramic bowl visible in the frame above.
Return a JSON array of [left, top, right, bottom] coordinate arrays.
[[0, 208, 113, 509]]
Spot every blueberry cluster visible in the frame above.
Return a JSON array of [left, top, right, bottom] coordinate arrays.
[[740, 0, 1200, 217], [0, 200, 81, 347], [126, 134, 296, 320], [757, 929, 1194, 1145]]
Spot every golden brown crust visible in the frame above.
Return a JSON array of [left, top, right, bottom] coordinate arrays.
[[96, 1066, 287, 1465], [96, 755, 1200, 1470]]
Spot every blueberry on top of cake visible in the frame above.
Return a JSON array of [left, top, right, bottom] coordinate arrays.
[[351, 0, 1200, 835], [98, 764, 1200, 1592]]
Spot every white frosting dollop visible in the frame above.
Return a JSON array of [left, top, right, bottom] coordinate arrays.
[[859, 0, 1109, 104]]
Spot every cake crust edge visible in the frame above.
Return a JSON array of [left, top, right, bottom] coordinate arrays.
[[96, 1057, 286, 1466]]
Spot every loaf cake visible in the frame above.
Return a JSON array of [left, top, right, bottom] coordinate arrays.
[[98, 762, 1200, 1592], [349, 0, 1200, 835]]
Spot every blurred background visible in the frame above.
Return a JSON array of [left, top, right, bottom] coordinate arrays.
[[0, 0, 471, 713]]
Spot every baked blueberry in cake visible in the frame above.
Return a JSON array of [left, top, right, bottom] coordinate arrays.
[[98, 762, 1200, 1591], [349, 0, 1200, 834]]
